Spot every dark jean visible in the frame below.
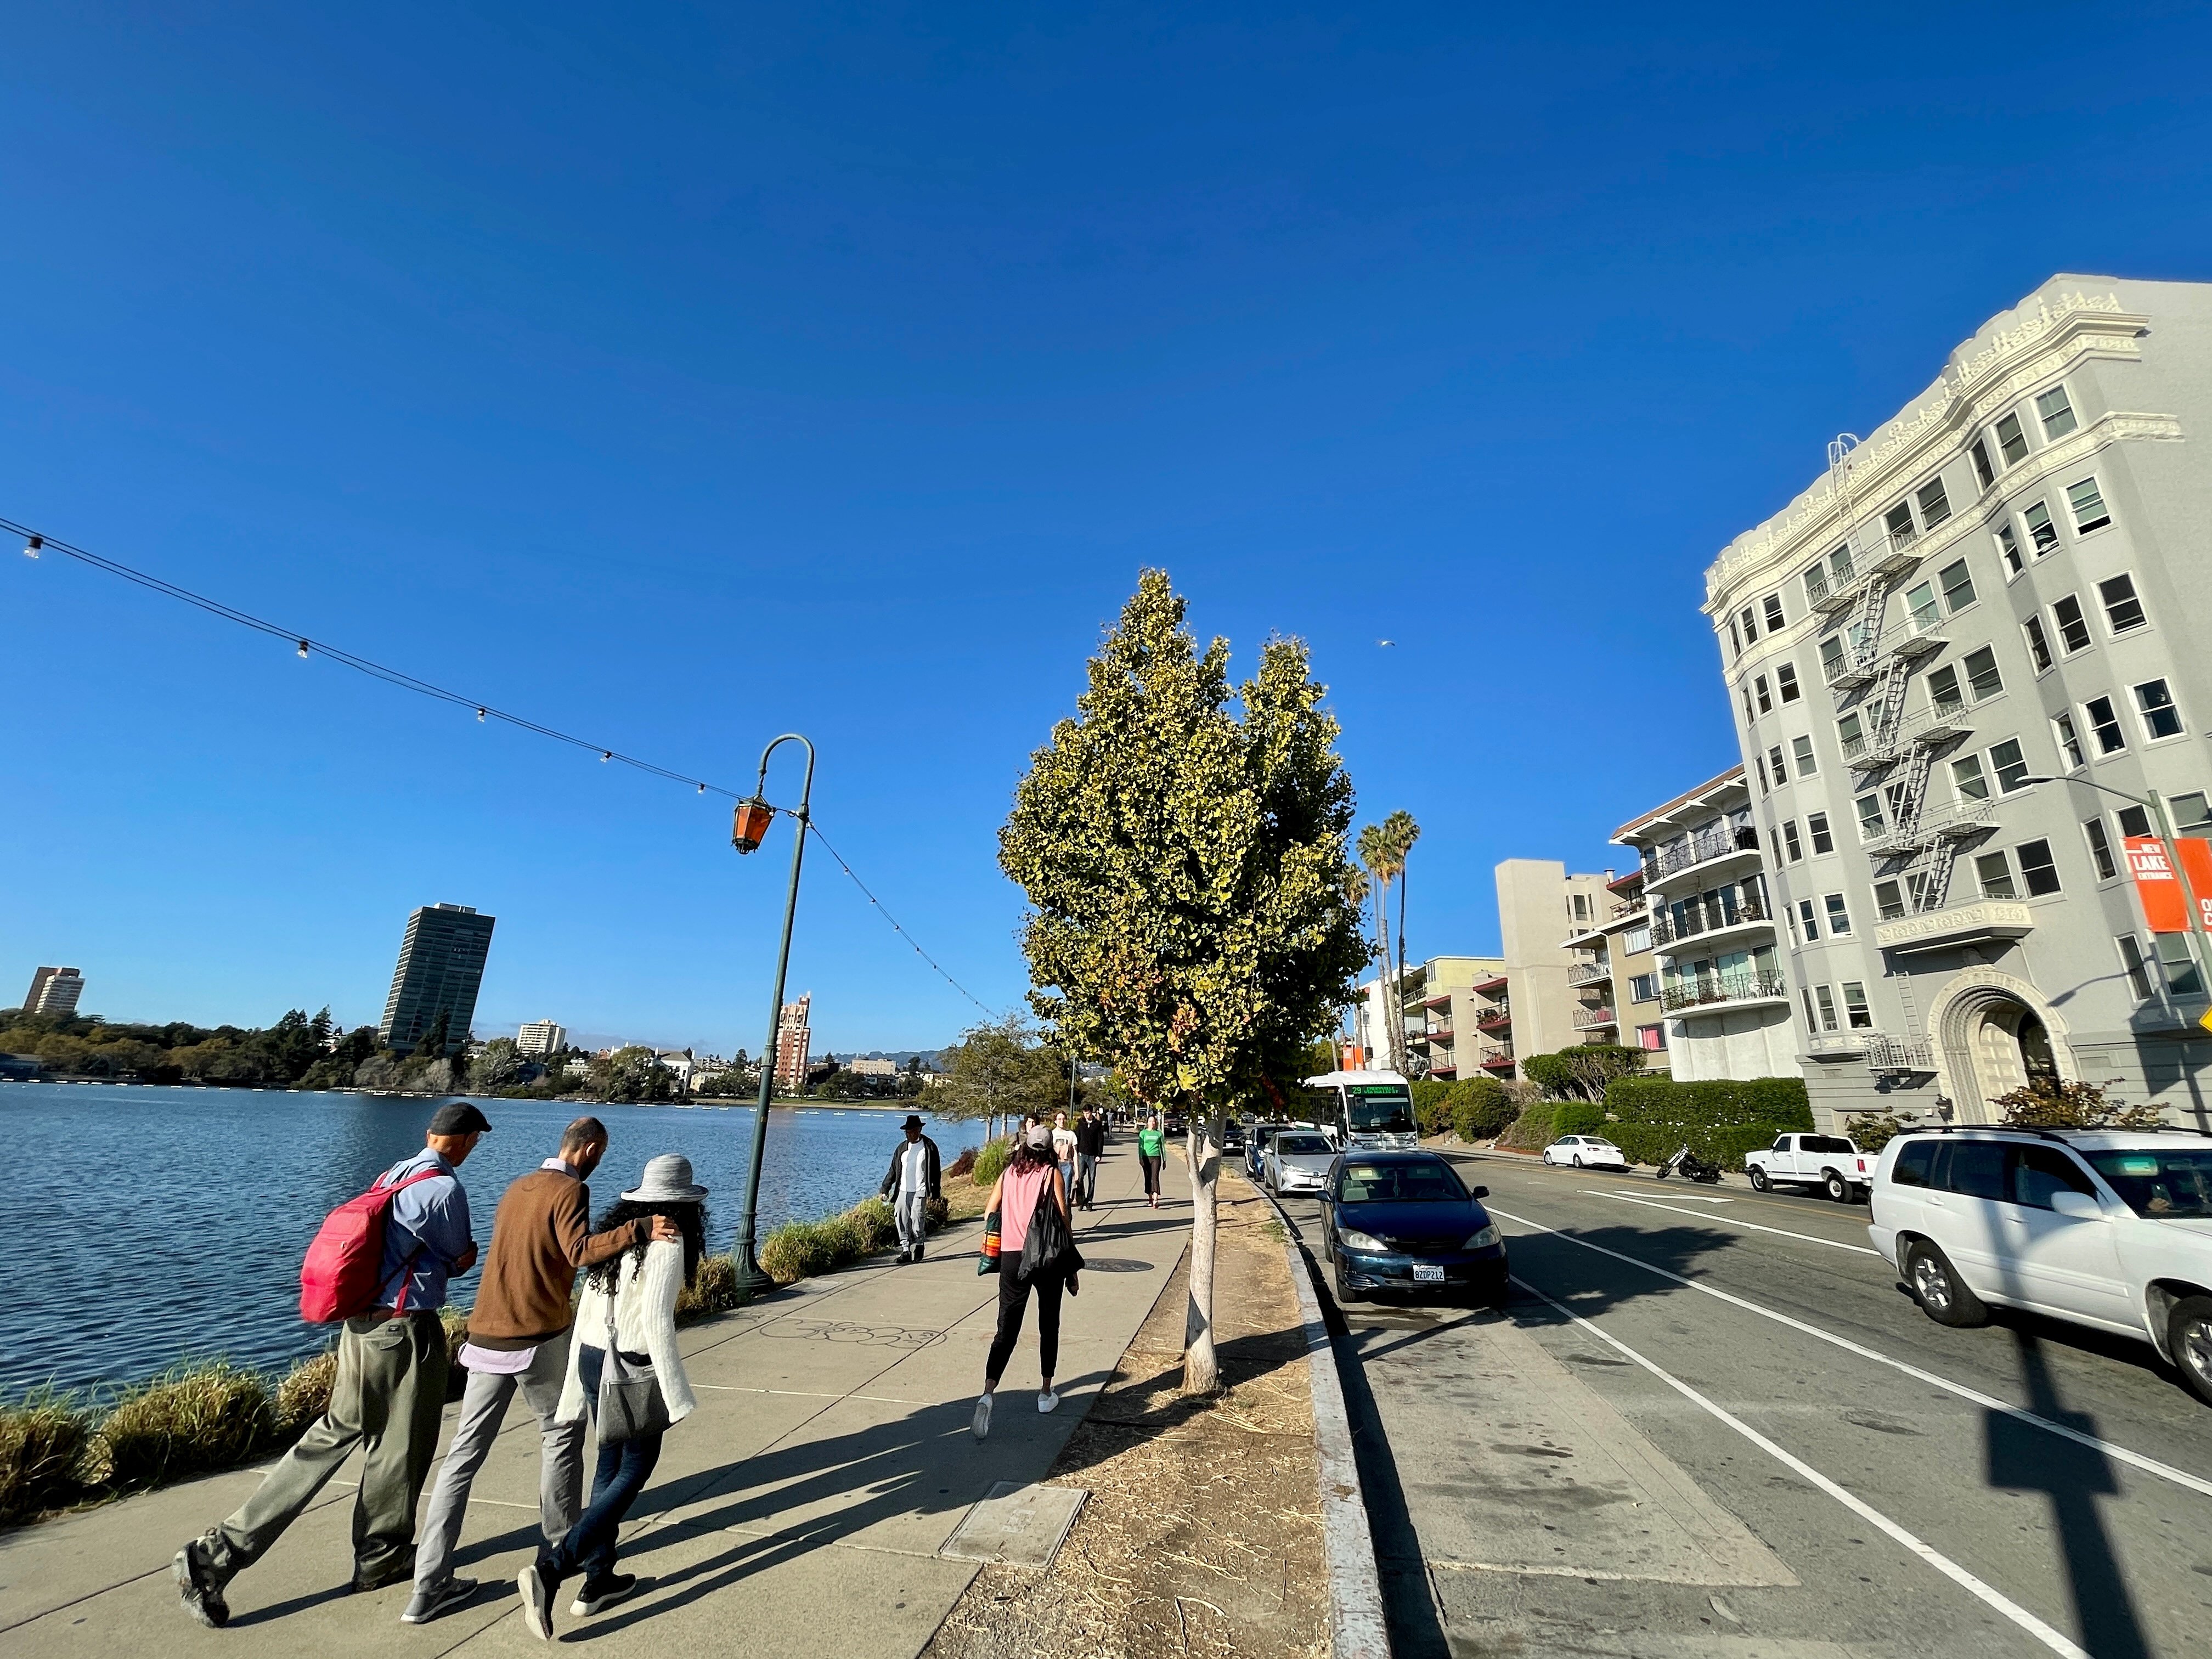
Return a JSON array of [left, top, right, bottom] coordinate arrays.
[[983, 1255, 1063, 1387], [537, 1345, 663, 1589]]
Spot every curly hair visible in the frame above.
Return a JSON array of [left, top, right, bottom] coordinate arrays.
[[586, 1198, 708, 1291]]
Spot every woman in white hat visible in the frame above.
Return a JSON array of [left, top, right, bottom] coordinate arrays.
[[518, 1155, 708, 1641]]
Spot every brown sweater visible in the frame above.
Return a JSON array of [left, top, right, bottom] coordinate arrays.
[[467, 1167, 648, 1347]]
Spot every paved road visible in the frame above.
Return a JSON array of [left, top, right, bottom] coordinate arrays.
[[1269, 1149, 2212, 1658]]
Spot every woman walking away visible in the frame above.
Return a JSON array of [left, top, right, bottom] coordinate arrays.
[[972, 1127, 1071, 1440], [517, 1155, 707, 1641], [1138, 1114, 1166, 1209]]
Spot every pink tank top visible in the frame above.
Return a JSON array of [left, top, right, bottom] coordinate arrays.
[[998, 1165, 1056, 1252]]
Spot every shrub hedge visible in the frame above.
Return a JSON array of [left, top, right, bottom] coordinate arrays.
[[1497, 1102, 1556, 1151], [1601, 1075, 1813, 1170], [1450, 1077, 1516, 1142], [1411, 1080, 1453, 1137], [972, 1136, 1014, 1187]]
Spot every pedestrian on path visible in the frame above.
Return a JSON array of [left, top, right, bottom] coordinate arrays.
[[403, 1116, 681, 1626], [1051, 1111, 1078, 1200], [971, 1126, 1072, 1441], [517, 1154, 707, 1639], [1074, 1109, 1106, 1210], [1138, 1114, 1166, 1208], [173, 1101, 488, 1628], [879, 1113, 941, 1263]]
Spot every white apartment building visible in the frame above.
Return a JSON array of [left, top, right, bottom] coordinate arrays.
[[1705, 276, 2212, 1128], [516, 1019, 566, 1056]]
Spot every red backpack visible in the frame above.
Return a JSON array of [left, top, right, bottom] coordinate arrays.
[[298, 1165, 450, 1323]]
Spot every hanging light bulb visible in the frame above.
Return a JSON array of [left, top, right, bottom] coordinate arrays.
[[297, 639, 310, 658], [476, 707, 487, 722], [601, 751, 612, 763], [22, 535, 41, 559], [697, 782, 706, 794]]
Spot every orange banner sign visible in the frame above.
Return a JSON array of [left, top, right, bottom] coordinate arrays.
[[2180, 837, 2212, 932], [2123, 836, 2212, 933]]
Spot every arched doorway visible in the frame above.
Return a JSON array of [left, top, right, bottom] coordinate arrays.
[[1928, 971, 2074, 1123]]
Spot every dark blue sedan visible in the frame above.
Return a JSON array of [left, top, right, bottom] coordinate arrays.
[[1320, 1150, 1508, 1307]]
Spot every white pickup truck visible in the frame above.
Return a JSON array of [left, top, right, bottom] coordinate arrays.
[[1745, 1133, 1876, 1202]]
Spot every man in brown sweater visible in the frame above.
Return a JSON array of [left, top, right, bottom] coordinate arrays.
[[403, 1117, 678, 1625]]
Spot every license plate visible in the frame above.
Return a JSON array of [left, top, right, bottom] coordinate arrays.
[[1412, 1264, 1444, 1283]]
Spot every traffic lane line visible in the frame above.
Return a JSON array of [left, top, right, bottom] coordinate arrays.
[[1507, 1271, 2091, 1659], [1579, 1187, 1883, 1255], [1488, 1204, 2212, 1502], [1451, 1148, 1883, 1227]]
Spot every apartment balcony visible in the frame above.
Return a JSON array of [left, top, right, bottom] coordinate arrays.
[[1476, 1044, 1515, 1071], [1646, 825, 1762, 887], [1826, 617, 1949, 693], [1865, 1035, 1937, 1075], [1805, 543, 1921, 616], [1566, 962, 1612, 988], [1573, 1005, 1618, 1030], [1474, 1007, 1512, 1031], [1471, 973, 1508, 994], [1846, 708, 1976, 777], [1421, 992, 1453, 1011], [1423, 1026, 1454, 1044], [1860, 799, 1996, 860], [1427, 1060, 1458, 1079], [1650, 894, 1775, 949], [1660, 971, 1791, 1015], [1610, 899, 1647, 921]]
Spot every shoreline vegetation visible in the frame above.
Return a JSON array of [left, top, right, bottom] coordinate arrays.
[[0, 1140, 1002, 1529]]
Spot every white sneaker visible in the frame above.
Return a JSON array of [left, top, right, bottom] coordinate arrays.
[[1037, 1390, 1059, 1414], [972, 1394, 992, 1440]]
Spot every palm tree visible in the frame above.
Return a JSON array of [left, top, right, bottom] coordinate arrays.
[[1357, 811, 1420, 1073]]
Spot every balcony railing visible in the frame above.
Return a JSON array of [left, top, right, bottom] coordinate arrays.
[[1475, 1007, 1511, 1029], [1660, 971, 1790, 1013], [1865, 1035, 1936, 1075], [1646, 825, 1759, 883], [1476, 1043, 1515, 1069], [1423, 1026, 1453, 1044], [1573, 1006, 1617, 1029], [1650, 892, 1773, 947], [1566, 962, 1612, 988]]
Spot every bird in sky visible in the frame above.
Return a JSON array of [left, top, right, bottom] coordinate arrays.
[[1376, 639, 1396, 647]]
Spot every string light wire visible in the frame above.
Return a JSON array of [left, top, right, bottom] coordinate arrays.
[[5, 511, 999, 1013]]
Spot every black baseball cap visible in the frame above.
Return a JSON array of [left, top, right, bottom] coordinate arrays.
[[428, 1101, 493, 1135]]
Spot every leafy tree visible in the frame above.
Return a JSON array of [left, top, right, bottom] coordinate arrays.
[[1356, 811, 1419, 1073], [470, 1037, 523, 1093], [930, 1014, 1063, 1140], [595, 1045, 677, 1103], [1993, 1076, 2162, 1130], [412, 1010, 451, 1060], [1523, 1043, 1645, 1102], [1000, 571, 1364, 1394]]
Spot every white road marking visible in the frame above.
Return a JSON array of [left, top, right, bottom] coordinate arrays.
[[1509, 1273, 2091, 1659], [1491, 1205, 2212, 1503], [1581, 1189, 1882, 1255]]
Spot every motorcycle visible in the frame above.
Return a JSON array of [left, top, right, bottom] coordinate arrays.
[[1655, 1143, 1723, 1184]]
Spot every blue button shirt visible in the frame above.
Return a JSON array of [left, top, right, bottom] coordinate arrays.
[[374, 1148, 473, 1313]]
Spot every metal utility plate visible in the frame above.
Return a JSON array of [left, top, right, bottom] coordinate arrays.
[[940, 1481, 1089, 1568]]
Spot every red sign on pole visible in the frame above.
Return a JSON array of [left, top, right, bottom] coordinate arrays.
[[2179, 837, 2212, 932], [2126, 836, 2194, 932]]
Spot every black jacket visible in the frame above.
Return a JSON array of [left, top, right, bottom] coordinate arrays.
[[879, 1135, 941, 1201], [1075, 1118, 1107, 1158]]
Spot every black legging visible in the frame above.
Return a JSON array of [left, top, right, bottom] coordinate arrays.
[[984, 1257, 1062, 1386], [1140, 1153, 1163, 1197]]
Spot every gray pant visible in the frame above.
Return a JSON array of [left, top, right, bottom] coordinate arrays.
[[413, 1339, 583, 1590], [894, 1189, 928, 1255], [206, 1311, 447, 1583]]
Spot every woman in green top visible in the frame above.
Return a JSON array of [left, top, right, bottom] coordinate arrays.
[[1137, 1116, 1166, 1209]]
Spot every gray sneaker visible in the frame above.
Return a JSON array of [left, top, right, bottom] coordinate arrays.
[[400, 1576, 478, 1624], [172, 1533, 230, 1629]]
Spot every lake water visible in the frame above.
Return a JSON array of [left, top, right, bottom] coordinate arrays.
[[0, 1082, 988, 1396]]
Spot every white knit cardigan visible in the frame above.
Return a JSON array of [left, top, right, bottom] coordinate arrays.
[[555, 1239, 698, 1427]]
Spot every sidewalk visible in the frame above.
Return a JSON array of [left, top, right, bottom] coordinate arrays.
[[0, 1144, 1193, 1657]]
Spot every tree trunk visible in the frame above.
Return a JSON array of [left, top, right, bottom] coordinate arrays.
[[1396, 866, 1412, 1074], [1373, 881, 1396, 1073], [1181, 1104, 1223, 1396]]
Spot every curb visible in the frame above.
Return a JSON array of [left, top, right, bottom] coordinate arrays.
[[1255, 1181, 1390, 1659]]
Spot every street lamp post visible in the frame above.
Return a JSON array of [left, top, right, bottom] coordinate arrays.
[[2023, 775, 2212, 1001], [728, 733, 816, 1300]]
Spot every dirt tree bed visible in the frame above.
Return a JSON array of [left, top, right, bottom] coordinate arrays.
[[924, 1174, 1328, 1659]]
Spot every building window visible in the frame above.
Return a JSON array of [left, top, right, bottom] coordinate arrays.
[[1964, 646, 2003, 702], [1637, 1023, 1667, 1051], [1976, 851, 2017, 899], [2035, 385, 2079, 439], [2097, 573, 2146, 634], [2157, 933, 2204, 998], [1819, 634, 1844, 679], [2085, 695, 2127, 754], [1928, 664, 1963, 714], [1629, 973, 1658, 1003], [1970, 438, 1996, 491], [2016, 839, 2062, 897], [1995, 411, 2028, 465], [1796, 899, 1820, 941], [1768, 744, 1787, 783], [2171, 793, 2212, 834], [1764, 594, 1785, 633], [1740, 682, 1754, 724], [1990, 737, 2032, 792], [1780, 819, 1803, 861], [1792, 735, 1818, 776], [1824, 893, 1852, 935], [1624, 924, 1652, 952], [1856, 794, 1887, 839], [1754, 674, 1772, 713], [1874, 879, 1906, 921], [1995, 523, 2023, 576], [1884, 501, 1917, 550], [2133, 678, 2183, 740], [2024, 500, 2058, 554], [2067, 476, 2111, 534], [1951, 754, 1989, 802], [2117, 935, 2157, 1002], [2052, 595, 2092, 653], [2117, 803, 2152, 838], [1905, 580, 1942, 633], [1814, 985, 1839, 1031], [1799, 988, 1819, 1028], [1837, 710, 1863, 758], [1807, 811, 1833, 855], [1739, 604, 1759, 644], [1776, 663, 1801, 703], [1916, 477, 1953, 530], [1841, 981, 1874, 1029], [1728, 618, 1742, 658], [2084, 817, 2117, 881], [2023, 614, 2053, 672], [1756, 754, 1768, 793], [1572, 893, 1590, 921], [1939, 558, 1976, 613], [2052, 709, 2085, 769]]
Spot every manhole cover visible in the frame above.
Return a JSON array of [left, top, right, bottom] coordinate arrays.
[[1079, 1257, 1155, 1272], [941, 1482, 1089, 1568]]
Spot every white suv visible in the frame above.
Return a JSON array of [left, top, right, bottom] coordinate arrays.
[[1869, 1128, 2212, 1406]]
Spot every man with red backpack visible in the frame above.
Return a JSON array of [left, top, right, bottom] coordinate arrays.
[[173, 1101, 489, 1627]]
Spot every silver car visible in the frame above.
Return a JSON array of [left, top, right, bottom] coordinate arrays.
[[1266, 1130, 1338, 1197]]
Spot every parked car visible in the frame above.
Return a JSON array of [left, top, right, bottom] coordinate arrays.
[[1264, 1130, 1337, 1197], [1218, 1119, 1246, 1152], [1540, 1135, 1628, 1171], [1245, 1123, 1287, 1180], [1746, 1132, 1875, 1201], [1321, 1150, 1507, 1306], [1870, 1127, 2212, 1406]]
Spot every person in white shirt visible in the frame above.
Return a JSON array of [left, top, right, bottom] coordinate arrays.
[[1051, 1113, 1078, 1203], [878, 1115, 941, 1264], [516, 1155, 706, 1641]]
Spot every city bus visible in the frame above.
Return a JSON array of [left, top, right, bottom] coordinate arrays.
[[1300, 1069, 1419, 1151]]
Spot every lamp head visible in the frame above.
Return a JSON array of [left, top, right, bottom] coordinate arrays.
[[731, 796, 775, 855]]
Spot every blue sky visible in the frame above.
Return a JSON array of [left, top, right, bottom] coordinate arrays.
[[5, 4, 2210, 1054]]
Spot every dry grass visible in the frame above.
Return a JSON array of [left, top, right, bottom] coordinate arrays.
[[78, 1362, 274, 1491], [0, 1390, 93, 1526]]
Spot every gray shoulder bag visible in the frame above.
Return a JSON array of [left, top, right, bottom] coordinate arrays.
[[596, 1259, 671, 1443]]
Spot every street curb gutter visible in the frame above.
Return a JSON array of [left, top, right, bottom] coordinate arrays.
[[1258, 1183, 1390, 1659]]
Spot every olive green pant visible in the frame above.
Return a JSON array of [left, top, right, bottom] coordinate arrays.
[[205, 1311, 448, 1583]]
